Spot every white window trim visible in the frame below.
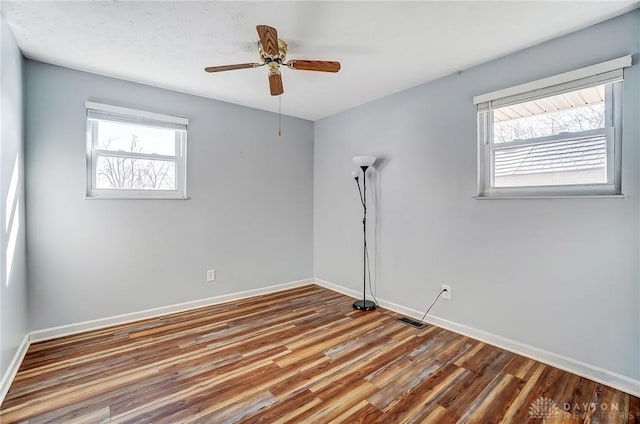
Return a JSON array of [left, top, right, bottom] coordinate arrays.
[[475, 56, 630, 199], [85, 102, 188, 199]]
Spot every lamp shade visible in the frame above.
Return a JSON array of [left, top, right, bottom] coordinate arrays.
[[351, 170, 360, 178], [352, 156, 376, 167]]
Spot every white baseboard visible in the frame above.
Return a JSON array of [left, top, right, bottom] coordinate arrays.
[[1, 278, 313, 405], [5, 277, 638, 405], [0, 334, 30, 404], [313, 278, 640, 398], [30, 278, 314, 343]]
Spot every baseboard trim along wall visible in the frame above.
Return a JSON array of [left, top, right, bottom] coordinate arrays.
[[313, 278, 640, 398], [30, 278, 314, 343], [1, 278, 314, 404], [0, 334, 30, 404], [3, 277, 637, 405]]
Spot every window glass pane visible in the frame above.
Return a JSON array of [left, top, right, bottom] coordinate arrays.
[[96, 156, 176, 190], [493, 85, 605, 144], [494, 135, 606, 187], [96, 120, 176, 155]]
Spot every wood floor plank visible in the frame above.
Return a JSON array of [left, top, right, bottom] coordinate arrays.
[[499, 362, 547, 423], [237, 389, 321, 423], [376, 363, 468, 423], [456, 372, 524, 424], [416, 403, 460, 424], [503, 355, 536, 380], [628, 394, 640, 423], [332, 400, 382, 424], [1, 284, 637, 424], [2, 366, 160, 422], [299, 380, 378, 423]]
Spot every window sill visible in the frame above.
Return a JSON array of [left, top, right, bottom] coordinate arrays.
[[85, 195, 189, 200], [474, 194, 625, 200]]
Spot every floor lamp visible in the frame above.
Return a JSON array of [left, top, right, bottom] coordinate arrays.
[[352, 155, 376, 311]]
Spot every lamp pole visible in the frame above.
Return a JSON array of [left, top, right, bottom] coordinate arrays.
[[353, 164, 376, 311]]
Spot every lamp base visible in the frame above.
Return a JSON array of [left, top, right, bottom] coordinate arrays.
[[352, 300, 376, 311]]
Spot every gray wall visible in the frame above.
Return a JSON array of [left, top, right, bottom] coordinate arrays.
[[314, 10, 640, 380], [25, 61, 314, 330], [0, 16, 28, 379]]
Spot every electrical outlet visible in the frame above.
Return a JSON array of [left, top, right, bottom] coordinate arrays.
[[206, 269, 216, 282], [441, 285, 451, 300]]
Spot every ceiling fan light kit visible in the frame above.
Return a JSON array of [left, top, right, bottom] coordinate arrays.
[[205, 25, 341, 96]]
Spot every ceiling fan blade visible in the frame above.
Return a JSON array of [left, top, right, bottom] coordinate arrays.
[[286, 60, 341, 73], [269, 73, 284, 96], [204, 63, 263, 73], [256, 25, 279, 57]]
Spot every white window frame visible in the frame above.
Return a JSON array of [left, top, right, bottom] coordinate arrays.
[[474, 56, 631, 198], [85, 102, 188, 199]]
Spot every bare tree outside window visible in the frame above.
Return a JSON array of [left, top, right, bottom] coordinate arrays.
[[93, 120, 178, 191], [96, 135, 175, 190], [494, 103, 605, 143]]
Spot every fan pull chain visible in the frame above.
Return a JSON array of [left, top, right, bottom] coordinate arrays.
[[278, 95, 282, 137]]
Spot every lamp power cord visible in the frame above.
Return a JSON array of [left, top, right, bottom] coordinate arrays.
[[364, 240, 445, 325], [354, 175, 445, 325]]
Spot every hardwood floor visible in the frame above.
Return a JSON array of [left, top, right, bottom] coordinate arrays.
[[1, 284, 638, 423]]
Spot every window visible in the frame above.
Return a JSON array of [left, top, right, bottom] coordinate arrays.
[[86, 102, 188, 199], [475, 56, 630, 198]]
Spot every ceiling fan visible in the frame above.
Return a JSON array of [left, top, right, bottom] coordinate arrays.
[[204, 25, 341, 96]]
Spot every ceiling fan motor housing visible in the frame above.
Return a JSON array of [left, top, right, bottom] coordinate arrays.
[[259, 39, 288, 66]]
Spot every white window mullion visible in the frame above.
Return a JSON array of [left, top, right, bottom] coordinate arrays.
[[492, 128, 608, 151], [94, 150, 177, 162]]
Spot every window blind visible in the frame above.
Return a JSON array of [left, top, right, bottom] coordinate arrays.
[[85, 102, 188, 131], [474, 55, 631, 112]]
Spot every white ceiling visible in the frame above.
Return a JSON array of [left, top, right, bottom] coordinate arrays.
[[2, 1, 637, 121]]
